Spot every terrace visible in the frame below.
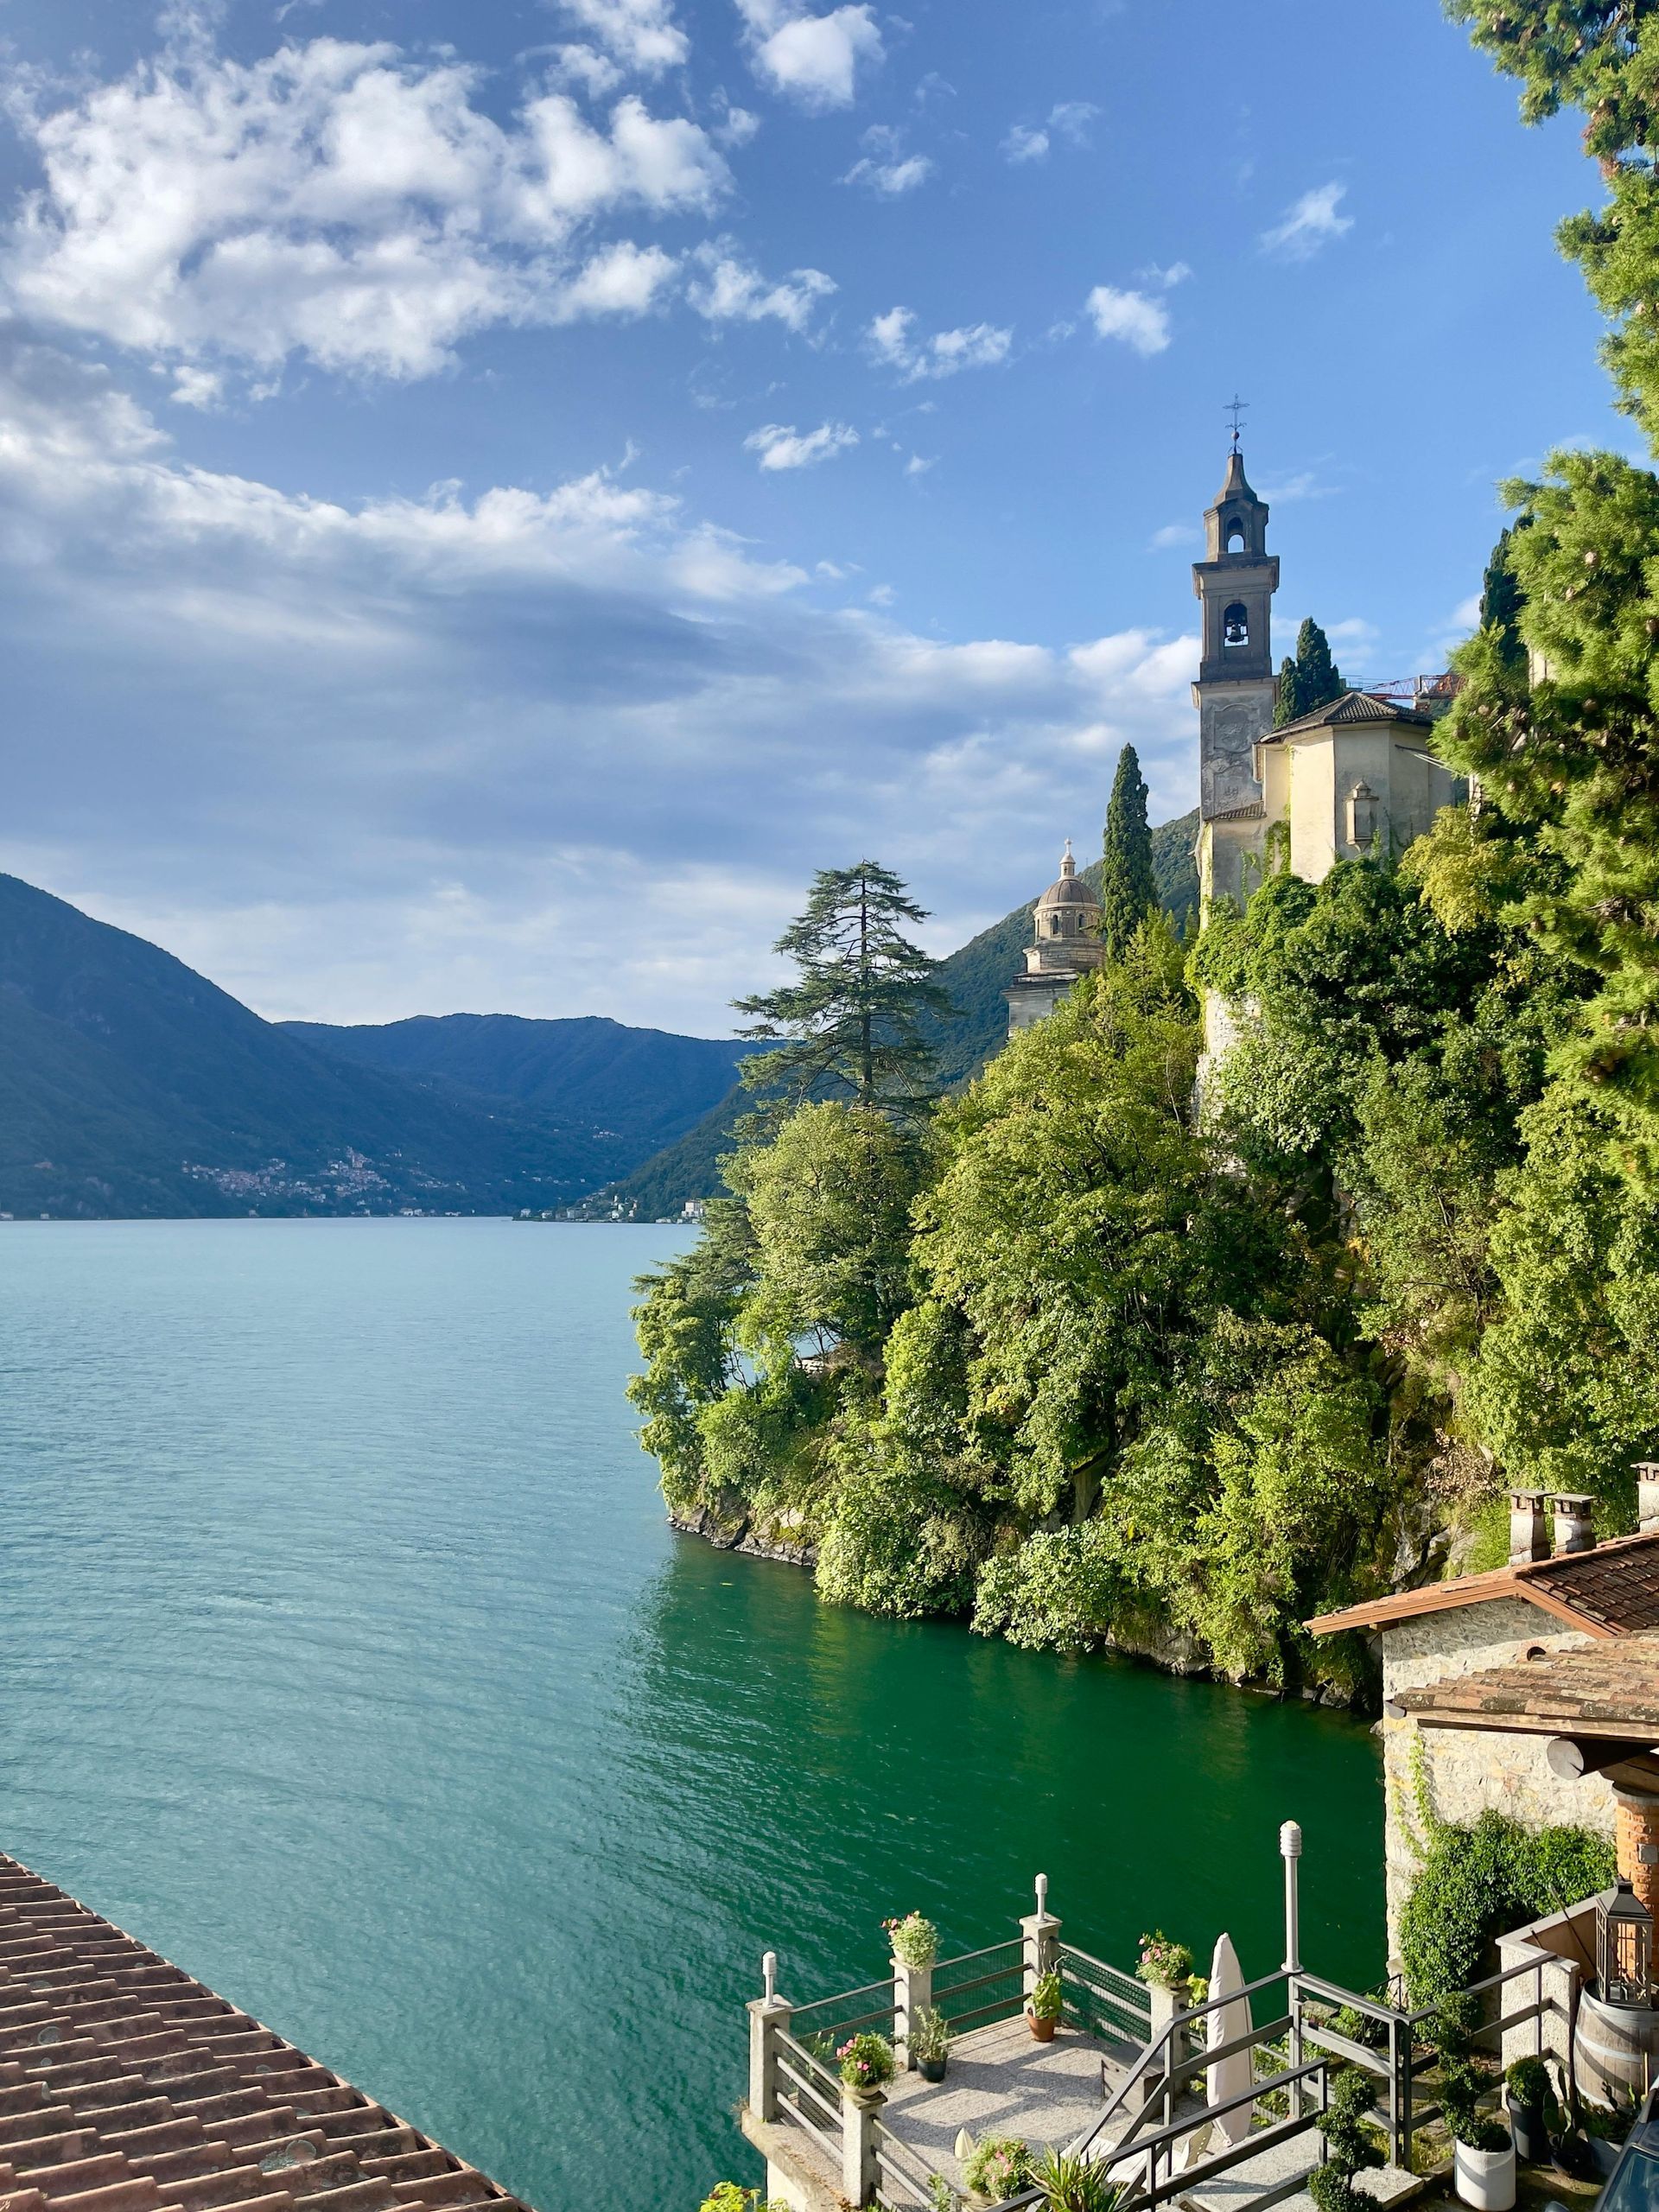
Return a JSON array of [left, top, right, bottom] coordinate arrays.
[[739, 1826, 1560, 2212]]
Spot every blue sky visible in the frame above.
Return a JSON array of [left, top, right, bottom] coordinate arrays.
[[0, 0, 1630, 1033]]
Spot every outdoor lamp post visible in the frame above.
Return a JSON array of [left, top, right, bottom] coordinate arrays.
[[1599, 1878, 1653, 2008]]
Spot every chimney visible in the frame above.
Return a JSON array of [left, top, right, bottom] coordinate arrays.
[[1509, 1490, 1550, 1567], [1551, 1493, 1597, 1555], [1637, 1463, 1659, 1536]]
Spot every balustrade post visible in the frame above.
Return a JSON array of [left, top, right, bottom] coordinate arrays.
[[747, 1952, 792, 2123], [840, 2085, 884, 2206], [892, 1953, 932, 2070], [1019, 1872, 1062, 2011]]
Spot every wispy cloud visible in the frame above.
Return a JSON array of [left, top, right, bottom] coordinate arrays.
[[744, 419, 859, 468], [1260, 181, 1352, 260], [842, 125, 933, 195], [1150, 522, 1198, 550], [1000, 99, 1097, 164], [866, 306, 1012, 381], [551, 0, 689, 74], [686, 242, 836, 331]]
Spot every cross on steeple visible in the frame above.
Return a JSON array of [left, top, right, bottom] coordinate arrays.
[[1224, 394, 1247, 452]]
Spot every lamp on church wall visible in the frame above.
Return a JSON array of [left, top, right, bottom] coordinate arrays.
[[1346, 783, 1379, 851], [1599, 1878, 1653, 2008]]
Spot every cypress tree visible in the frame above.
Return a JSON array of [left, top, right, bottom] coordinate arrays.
[[1098, 744, 1157, 960], [1273, 656, 1300, 728], [1294, 618, 1344, 715]]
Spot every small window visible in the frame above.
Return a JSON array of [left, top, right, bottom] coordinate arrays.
[[1049, 913, 1060, 935], [1224, 518, 1246, 553], [1223, 601, 1249, 646]]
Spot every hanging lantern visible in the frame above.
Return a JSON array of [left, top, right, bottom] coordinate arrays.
[[1599, 1878, 1653, 2009]]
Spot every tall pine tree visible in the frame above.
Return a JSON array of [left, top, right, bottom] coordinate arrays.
[[1271, 618, 1347, 727], [1098, 744, 1157, 960], [734, 861, 953, 1121]]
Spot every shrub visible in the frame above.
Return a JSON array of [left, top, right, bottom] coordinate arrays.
[[1504, 2056, 1551, 2110], [962, 2136, 1032, 2201], [1398, 1801, 1615, 2005], [1136, 1933, 1195, 1992], [909, 2006, 951, 2064], [883, 1911, 939, 1968], [1028, 2145, 1121, 2212], [836, 2031, 895, 2091]]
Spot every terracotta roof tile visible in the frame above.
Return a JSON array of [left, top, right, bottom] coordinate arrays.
[[0, 1859, 530, 2212], [1391, 1632, 1659, 1738], [1308, 1528, 1659, 1638]]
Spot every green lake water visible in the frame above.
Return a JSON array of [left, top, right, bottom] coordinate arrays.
[[0, 1220, 1384, 2211]]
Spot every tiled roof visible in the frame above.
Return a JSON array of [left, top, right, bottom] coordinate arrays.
[[1264, 690, 1436, 744], [1307, 1529, 1659, 1640], [0, 1857, 531, 2212], [1391, 1632, 1659, 1740], [1208, 801, 1265, 823]]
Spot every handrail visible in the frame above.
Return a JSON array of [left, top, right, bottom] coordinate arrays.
[[1069, 1965, 1293, 2162]]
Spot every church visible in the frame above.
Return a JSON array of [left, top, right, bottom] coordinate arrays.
[[1005, 442, 1464, 1037]]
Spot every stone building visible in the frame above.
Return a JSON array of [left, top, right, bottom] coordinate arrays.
[[1309, 1484, 1659, 1956], [1191, 445, 1463, 911], [1003, 841, 1104, 1036]]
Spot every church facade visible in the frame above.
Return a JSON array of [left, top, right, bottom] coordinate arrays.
[[1005, 442, 1464, 1039]]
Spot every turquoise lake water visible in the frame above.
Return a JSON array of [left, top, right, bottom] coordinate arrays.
[[0, 1220, 1384, 2211]]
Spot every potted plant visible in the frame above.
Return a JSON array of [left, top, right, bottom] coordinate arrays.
[[1442, 2059, 1516, 2212], [910, 2006, 952, 2084], [1135, 1932, 1195, 1993], [884, 1913, 939, 1970], [1027, 1968, 1063, 2042], [961, 2135, 1031, 2206], [1308, 2066, 1384, 2212], [836, 2031, 895, 2103], [1029, 2145, 1119, 2212], [1503, 2056, 1551, 2164]]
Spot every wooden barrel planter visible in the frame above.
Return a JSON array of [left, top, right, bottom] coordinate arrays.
[[1573, 1987, 1659, 2108]]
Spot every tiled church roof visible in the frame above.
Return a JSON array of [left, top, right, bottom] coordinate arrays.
[[0, 1857, 531, 2212], [1264, 690, 1436, 742], [1308, 1529, 1659, 1639]]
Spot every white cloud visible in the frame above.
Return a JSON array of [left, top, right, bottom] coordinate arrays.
[[169, 364, 223, 409], [3, 37, 730, 383], [1260, 181, 1352, 260], [1001, 99, 1096, 163], [744, 419, 859, 469], [867, 305, 1012, 381], [0, 333, 1203, 1032], [734, 0, 883, 110], [550, 238, 678, 319], [1150, 522, 1198, 550], [544, 44, 626, 96], [903, 453, 935, 477], [554, 0, 689, 73], [842, 129, 932, 195], [1141, 260, 1192, 289], [711, 98, 760, 147], [686, 242, 836, 330], [1084, 284, 1171, 357], [1257, 469, 1338, 503], [1323, 617, 1379, 649]]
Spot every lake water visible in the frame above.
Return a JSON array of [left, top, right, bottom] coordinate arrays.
[[0, 1220, 1384, 2212]]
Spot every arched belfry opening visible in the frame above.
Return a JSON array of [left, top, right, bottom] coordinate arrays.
[[1224, 518, 1246, 553], [1223, 601, 1249, 647]]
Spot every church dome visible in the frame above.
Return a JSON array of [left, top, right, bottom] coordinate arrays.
[[1036, 841, 1098, 911]]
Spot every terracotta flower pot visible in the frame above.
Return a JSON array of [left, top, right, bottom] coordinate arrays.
[[1027, 2009, 1057, 2043]]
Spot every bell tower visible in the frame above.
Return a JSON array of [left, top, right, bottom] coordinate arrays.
[[1192, 442, 1279, 906]]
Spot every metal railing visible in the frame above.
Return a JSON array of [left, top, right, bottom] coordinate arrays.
[[1060, 1942, 1152, 2047], [931, 1940, 1025, 2034], [789, 1975, 899, 2060], [772, 2027, 843, 2168]]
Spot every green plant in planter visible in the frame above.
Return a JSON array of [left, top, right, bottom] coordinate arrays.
[[697, 2188, 787, 2212], [836, 2031, 895, 2092], [1309, 2065, 1385, 2212], [885, 1912, 940, 1969], [1503, 2056, 1550, 2112], [1029, 2145, 1121, 2212], [1029, 1969, 1064, 2022], [962, 2136, 1031, 2201], [911, 2007, 952, 2065], [1136, 1932, 1194, 1992], [1440, 2058, 1510, 2152]]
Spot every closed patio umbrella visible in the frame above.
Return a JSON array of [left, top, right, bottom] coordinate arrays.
[[1206, 1933, 1254, 2148]]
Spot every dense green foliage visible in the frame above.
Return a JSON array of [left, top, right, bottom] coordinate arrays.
[[1273, 619, 1346, 728], [1099, 745, 1158, 959], [1399, 1802, 1615, 2006]]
